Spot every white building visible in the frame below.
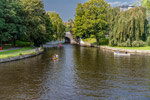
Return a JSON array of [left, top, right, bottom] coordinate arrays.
[[118, 5, 135, 11]]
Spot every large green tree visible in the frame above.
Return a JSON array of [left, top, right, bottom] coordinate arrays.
[[0, 0, 26, 46], [21, 0, 53, 46], [73, 0, 109, 45]]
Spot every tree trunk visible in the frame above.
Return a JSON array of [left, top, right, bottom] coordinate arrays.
[[13, 39, 16, 47], [96, 38, 100, 45], [30, 39, 33, 47]]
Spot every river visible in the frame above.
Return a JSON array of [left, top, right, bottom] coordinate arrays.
[[0, 44, 150, 100]]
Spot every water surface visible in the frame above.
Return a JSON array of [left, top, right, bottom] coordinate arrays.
[[0, 44, 150, 100]]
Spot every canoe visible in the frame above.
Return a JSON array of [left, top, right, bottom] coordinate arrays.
[[52, 57, 58, 60], [114, 52, 131, 56]]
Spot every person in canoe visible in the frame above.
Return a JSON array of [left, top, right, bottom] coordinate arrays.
[[59, 44, 62, 47], [52, 54, 59, 60], [117, 51, 120, 54]]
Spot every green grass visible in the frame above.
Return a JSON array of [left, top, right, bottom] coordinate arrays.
[[83, 38, 97, 44], [83, 38, 150, 50], [83, 38, 109, 45], [0, 47, 32, 54], [0, 47, 35, 59], [111, 46, 150, 50]]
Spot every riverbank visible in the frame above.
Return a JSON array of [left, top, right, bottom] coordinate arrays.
[[0, 47, 44, 63], [80, 42, 150, 54]]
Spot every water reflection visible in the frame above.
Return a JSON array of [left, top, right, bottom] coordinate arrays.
[[0, 44, 150, 100]]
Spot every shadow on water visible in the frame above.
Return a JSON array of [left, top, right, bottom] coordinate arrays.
[[0, 44, 150, 100]]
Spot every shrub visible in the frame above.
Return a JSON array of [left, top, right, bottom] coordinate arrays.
[[19, 51, 23, 56], [100, 38, 109, 45], [132, 40, 146, 47]]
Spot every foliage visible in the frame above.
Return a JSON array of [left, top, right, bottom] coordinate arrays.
[[73, 0, 109, 45], [132, 40, 146, 47], [146, 36, 150, 46], [0, 0, 55, 47], [47, 12, 66, 41], [21, 0, 54, 46], [0, 0, 26, 42], [107, 7, 120, 35], [15, 40, 31, 47], [109, 7, 148, 47], [66, 19, 74, 32]]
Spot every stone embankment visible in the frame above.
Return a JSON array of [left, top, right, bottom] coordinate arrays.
[[0, 47, 44, 63], [80, 42, 150, 54]]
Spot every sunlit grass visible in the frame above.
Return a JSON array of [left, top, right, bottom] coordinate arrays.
[[0, 47, 32, 54], [0, 47, 35, 59], [83, 38, 97, 44], [111, 46, 150, 50], [83, 38, 109, 45]]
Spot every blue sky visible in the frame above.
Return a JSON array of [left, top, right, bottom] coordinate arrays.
[[43, 0, 138, 22]]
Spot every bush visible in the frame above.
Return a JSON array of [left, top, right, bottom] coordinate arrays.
[[100, 38, 109, 45], [19, 51, 23, 56], [132, 40, 146, 47], [147, 37, 150, 46], [116, 39, 131, 47]]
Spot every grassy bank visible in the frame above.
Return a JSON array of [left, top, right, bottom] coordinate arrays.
[[1, 40, 31, 50], [0, 47, 36, 59], [83, 38, 150, 50], [83, 38, 109, 45], [111, 46, 150, 50]]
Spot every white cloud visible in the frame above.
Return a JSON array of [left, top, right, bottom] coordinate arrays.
[[109, 1, 128, 6]]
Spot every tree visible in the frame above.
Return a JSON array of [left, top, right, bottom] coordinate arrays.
[[21, 0, 52, 46], [109, 7, 148, 47], [73, 0, 109, 45], [47, 12, 66, 40], [66, 19, 74, 32], [0, 0, 26, 46], [72, 3, 85, 39], [107, 7, 120, 35]]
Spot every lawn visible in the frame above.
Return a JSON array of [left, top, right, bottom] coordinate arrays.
[[82, 38, 109, 45], [82, 38, 150, 50], [111, 46, 150, 50], [0, 47, 35, 59]]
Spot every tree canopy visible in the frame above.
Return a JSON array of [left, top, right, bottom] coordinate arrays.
[[73, 0, 109, 45], [0, 0, 58, 47], [109, 7, 148, 47], [0, 0, 26, 43], [47, 12, 66, 41]]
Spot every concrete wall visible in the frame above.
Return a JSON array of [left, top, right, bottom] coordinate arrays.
[[79, 42, 150, 54]]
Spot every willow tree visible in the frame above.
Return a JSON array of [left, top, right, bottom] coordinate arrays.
[[107, 7, 120, 35], [109, 7, 148, 47]]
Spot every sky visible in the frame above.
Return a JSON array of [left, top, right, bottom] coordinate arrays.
[[43, 0, 138, 22]]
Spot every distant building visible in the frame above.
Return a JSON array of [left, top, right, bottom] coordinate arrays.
[[118, 5, 135, 11], [65, 22, 71, 27]]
